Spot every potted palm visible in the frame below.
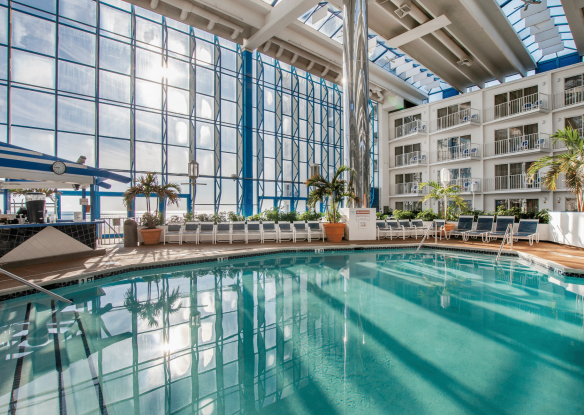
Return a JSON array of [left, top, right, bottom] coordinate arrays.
[[419, 180, 467, 235], [306, 165, 359, 242], [527, 127, 584, 211], [123, 172, 180, 245]]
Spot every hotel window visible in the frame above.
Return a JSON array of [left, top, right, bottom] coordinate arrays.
[[395, 201, 404, 210], [494, 85, 538, 118], [395, 113, 421, 137], [437, 135, 470, 161], [395, 172, 422, 184], [404, 201, 422, 211], [566, 198, 578, 212], [438, 167, 471, 184], [394, 143, 421, 165], [495, 199, 539, 213], [494, 123, 538, 154], [563, 75, 584, 106], [436, 102, 470, 127], [565, 115, 583, 133]]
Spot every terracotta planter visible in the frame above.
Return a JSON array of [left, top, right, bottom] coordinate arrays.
[[140, 228, 163, 245], [442, 223, 455, 236], [323, 223, 346, 242]]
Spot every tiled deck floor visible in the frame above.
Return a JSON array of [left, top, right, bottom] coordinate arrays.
[[1, 237, 583, 294]]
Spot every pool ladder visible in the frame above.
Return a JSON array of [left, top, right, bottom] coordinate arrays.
[[0, 268, 72, 304], [496, 224, 514, 262], [416, 221, 441, 253]]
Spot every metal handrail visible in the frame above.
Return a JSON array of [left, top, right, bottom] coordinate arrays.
[[416, 222, 435, 253], [100, 219, 124, 245], [0, 268, 72, 304], [496, 224, 513, 262]]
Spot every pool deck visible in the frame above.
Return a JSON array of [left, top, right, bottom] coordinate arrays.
[[1, 237, 584, 296]]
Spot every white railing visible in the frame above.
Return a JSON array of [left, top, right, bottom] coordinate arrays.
[[483, 133, 550, 157], [431, 108, 480, 132], [395, 119, 426, 139], [553, 128, 582, 150], [432, 142, 480, 163], [393, 182, 428, 195], [483, 92, 549, 123], [483, 174, 541, 192], [552, 86, 584, 110], [392, 151, 427, 168], [98, 215, 131, 245], [445, 178, 481, 193]]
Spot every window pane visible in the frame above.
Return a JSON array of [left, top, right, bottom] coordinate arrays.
[[136, 79, 161, 109], [221, 127, 236, 153], [168, 87, 188, 115], [196, 95, 214, 120], [168, 29, 189, 56], [57, 132, 94, 166], [100, 70, 130, 103], [196, 122, 214, 150], [12, 50, 55, 88], [11, 88, 54, 129], [99, 104, 129, 139], [136, 48, 162, 82], [58, 61, 95, 96], [136, 17, 161, 48], [196, 66, 214, 96], [60, 0, 96, 26], [135, 141, 161, 172], [58, 26, 95, 66], [221, 74, 236, 101], [168, 146, 188, 174], [19, 0, 55, 13], [12, 12, 55, 55], [12, 127, 54, 154], [196, 149, 214, 175], [136, 111, 161, 143], [100, 6, 131, 38], [99, 137, 129, 170], [195, 41, 213, 67], [0, 7, 7, 45], [58, 96, 94, 134], [168, 116, 188, 146], [100, 37, 131, 75], [167, 58, 189, 89]]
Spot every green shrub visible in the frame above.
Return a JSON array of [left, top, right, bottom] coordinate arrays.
[[298, 209, 324, 221], [416, 209, 440, 221], [392, 209, 418, 220]]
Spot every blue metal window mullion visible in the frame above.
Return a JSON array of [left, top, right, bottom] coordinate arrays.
[[213, 36, 221, 212], [236, 45, 244, 215], [275, 62, 282, 209], [160, 18, 169, 217], [256, 53, 265, 213], [128, 6, 136, 218], [92, 0, 101, 220], [321, 80, 328, 181], [189, 27, 196, 214], [291, 68, 299, 211], [242, 50, 254, 217]]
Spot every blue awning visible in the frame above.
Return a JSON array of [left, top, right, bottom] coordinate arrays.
[[0, 142, 131, 189]]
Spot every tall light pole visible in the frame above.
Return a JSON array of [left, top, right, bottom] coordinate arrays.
[[181, 160, 206, 215], [440, 168, 451, 219]]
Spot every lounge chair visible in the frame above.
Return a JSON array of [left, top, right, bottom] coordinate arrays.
[[278, 222, 294, 243], [293, 221, 309, 242], [164, 224, 182, 245], [387, 219, 407, 240], [398, 220, 413, 239], [308, 221, 325, 242], [376, 220, 388, 239], [513, 219, 539, 246], [411, 219, 430, 239], [262, 221, 278, 243], [449, 215, 474, 239], [199, 222, 215, 244], [463, 216, 494, 242], [246, 221, 262, 243], [487, 216, 515, 243], [215, 223, 231, 244], [182, 222, 199, 244], [231, 222, 247, 243]]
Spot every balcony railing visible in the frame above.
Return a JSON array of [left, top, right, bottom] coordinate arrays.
[[553, 128, 582, 150], [393, 182, 428, 195], [431, 142, 480, 163], [394, 119, 427, 139], [392, 151, 427, 168], [445, 178, 481, 193], [483, 133, 550, 158], [552, 86, 584, 110], [431, 108, 480, 132], [484, 174, 541, 192], [483, 92, 549, 123]]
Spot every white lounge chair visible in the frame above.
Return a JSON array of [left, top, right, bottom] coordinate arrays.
[[246, 221, 262, 243], [376, 220, 388, 239], [164, 224, 182, 245], [293, 221, 309, 242], [308, 221, 325, 242], [215, 223, 231, 244], [199, 222, 215, 244], [182, 222, 199, 244], [231, 222, 247, 243], [262, 221, 278, 243], [278, 222, 294, 243]]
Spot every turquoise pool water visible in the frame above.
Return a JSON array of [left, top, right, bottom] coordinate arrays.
[[0, 250, 583, 414]]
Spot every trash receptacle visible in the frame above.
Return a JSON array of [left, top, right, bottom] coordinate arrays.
[[124, 219, 138, 247]]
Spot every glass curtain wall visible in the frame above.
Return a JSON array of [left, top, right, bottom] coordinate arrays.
[[0, 0, 378, 217]]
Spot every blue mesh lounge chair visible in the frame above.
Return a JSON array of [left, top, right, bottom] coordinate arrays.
[[246, 221, 262, 243], [513, 219, 540, 246], [164, 224, 182, 245], [411, 219, 430, 239], [449, 216, 474, 239], [199, 222, 215, 244], [308, 221, 325, 242], [487, 216, 515, 243], [398, 220, 413, 239], [262, 222, 278, 243], [376, 220, 388, 240], [182, 222, 199, 244], [462, 216, 494, 242], [231, 222, 247, 243], [215, 223, 231, 244], [278, 222, 294, 243], [386, 220, 407, 240], [293, 221, 309, 242]]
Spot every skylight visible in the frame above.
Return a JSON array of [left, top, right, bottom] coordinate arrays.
[[498, 0, 577, 63]]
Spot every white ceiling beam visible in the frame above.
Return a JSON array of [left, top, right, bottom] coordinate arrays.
[[243, 0, 321, 51], [560, 0, 584, 55], [412, 72, 428, 82], [386, 14, 451, 48]]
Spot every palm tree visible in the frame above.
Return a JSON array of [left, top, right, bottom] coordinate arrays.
[[305, 165, 359, 223], [419, 180, 467, 219], [123, 172, 181, 228], [527, 127, 584, 211]]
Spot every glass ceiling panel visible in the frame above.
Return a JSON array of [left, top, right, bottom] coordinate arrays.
[[298, 3, 445, 94], [497, 0, 577, 63]]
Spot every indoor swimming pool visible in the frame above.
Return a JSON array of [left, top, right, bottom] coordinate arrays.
[[0, 249, 582, 414]]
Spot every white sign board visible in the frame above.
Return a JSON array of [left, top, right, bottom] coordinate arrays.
[[79, 198, 89, 206], [356, 210, 371, 222]]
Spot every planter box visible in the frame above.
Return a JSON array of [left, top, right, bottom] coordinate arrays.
[[137, 226, 165, 244]]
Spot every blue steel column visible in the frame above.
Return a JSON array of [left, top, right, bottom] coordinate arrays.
[[256, 54, 265, 213], [275, 62, 283, 209], [320, 80, 328, 181], [188, 28, 197, 214], [242, 51, 254, 217], [236, 46, 244, 215], [334, 85, 342, 171], [160, 19, 169, 217], [213, 37, 221, 212], [369, 101, 377, 208], [128, 7, 136, 218], [94, 2, 101, 219], [291, 68, 300, 211]]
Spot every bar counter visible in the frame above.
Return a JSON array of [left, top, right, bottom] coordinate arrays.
[[0, 221, 105, 268]]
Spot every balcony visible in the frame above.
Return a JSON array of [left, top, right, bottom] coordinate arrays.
[[392, 182, 428, 196], [483, 174, 542, 193], [445, 178, 481, 193], [391, 151, 428, 168], [552, 86, 584, 111], [483, 133, 550, 159], [393, 119, 427, 141], [430, 108, 480, 133], [431, 143, 480, 164], [483, 92, 550, 124]]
